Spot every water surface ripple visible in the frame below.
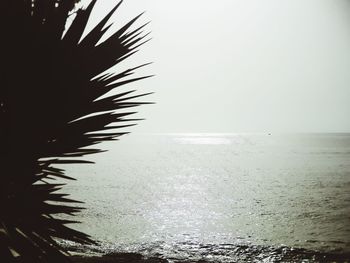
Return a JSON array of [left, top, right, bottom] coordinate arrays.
[[59, 133, 350, 261]]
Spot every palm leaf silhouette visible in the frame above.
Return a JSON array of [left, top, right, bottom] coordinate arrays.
[[0, 0, 151, 261]]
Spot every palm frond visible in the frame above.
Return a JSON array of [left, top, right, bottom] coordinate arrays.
[[0, 0, 151, 261]]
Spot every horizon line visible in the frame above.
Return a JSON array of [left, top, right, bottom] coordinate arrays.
[[130, 132, 350, 136]]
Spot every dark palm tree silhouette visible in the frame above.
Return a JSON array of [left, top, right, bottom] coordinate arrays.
[[0, 0, 151, 261]]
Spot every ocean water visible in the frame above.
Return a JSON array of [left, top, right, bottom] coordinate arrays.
[[59, 133, 350, 261]]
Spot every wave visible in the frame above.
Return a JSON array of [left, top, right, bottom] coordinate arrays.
[[65, 241, 350, 263]]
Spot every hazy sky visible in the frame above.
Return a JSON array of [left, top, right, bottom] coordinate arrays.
[[83, 0, 350, 133]]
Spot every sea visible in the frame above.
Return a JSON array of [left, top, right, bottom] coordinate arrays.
[[58, 133, 350, 262]]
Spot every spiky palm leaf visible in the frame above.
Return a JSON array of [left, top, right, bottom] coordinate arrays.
[[0, 0, 151, 261]]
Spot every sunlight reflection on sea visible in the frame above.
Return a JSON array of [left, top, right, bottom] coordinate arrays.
[[58, 133, 350, 260]]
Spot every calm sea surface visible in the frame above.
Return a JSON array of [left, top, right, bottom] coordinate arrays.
[[59, 133, 350, 261]]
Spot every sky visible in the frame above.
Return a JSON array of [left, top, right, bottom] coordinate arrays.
[[82, 0, 350, 133]]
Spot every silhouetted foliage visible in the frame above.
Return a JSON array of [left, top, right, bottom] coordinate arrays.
[[0, 0, 151, 261]]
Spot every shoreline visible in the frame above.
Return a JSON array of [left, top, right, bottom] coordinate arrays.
[[70, 249, 350, 263]]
